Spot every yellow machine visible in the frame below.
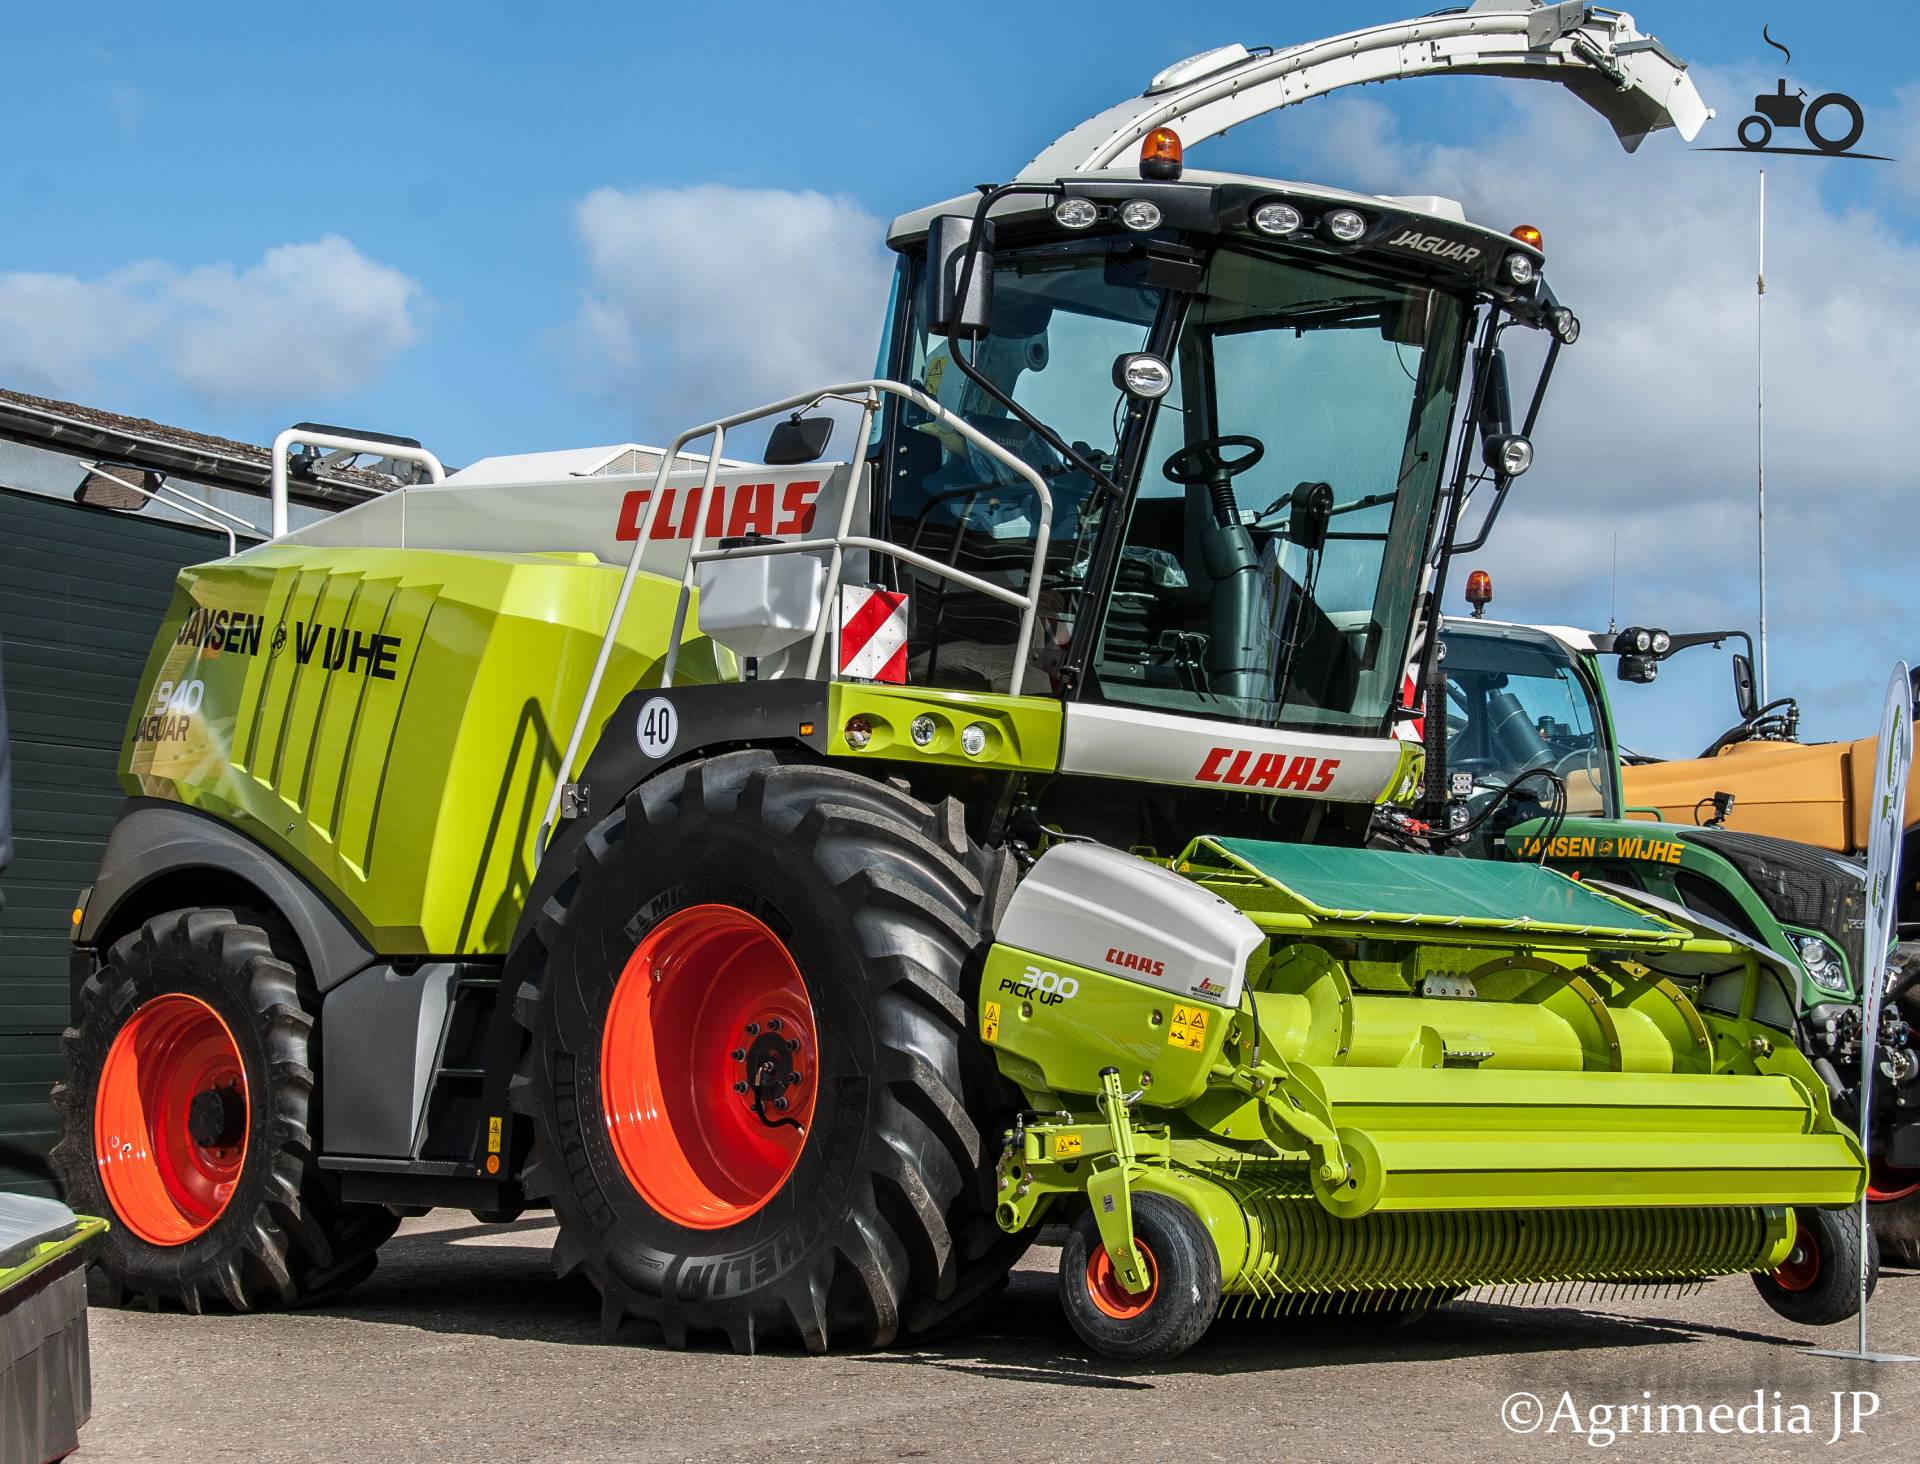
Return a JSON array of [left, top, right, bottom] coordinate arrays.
[[1623, 667, 1919, 934]]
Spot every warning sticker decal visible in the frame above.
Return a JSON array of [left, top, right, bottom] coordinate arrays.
[[1168, 1004, 1208, 1052]]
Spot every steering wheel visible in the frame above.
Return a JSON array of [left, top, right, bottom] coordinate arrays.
[[1162, 435, 1265, 485]]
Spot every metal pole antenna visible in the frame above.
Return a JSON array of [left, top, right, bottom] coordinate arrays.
[[1756, 171, 1769, 705]]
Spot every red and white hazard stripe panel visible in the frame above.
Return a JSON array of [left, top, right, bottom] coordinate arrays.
[[838, 587, 908, 683], [1393, 672, 1425, 741]]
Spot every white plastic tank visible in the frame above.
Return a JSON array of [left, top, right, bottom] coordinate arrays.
[[695, 544, 827, 660]]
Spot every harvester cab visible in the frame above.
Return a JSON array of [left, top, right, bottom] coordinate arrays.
[[60, 3, 1869, 1365]]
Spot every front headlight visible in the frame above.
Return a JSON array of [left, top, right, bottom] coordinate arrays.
[[1251, 200, 1303, 237], [1324, 208, 1368, 243], [1053, 197, 1098, 230], [1795, 935, 1849, 993], [1112, 352, 1174, 399], [1481, 433, 1533, 478]]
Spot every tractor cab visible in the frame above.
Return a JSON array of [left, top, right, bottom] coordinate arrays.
[[1437, 616, 1619, 854]]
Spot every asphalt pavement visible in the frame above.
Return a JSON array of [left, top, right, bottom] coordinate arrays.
[[79, 1212, 1919, 1462]]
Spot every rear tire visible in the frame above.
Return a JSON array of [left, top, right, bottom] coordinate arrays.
[[512, 750, 1025, 1352], [1869, 1178, 1920, 1267], [1753, 1206, 1877, 1326], [1059, 1193, 1220, 1362], [50, 909, 399, 1311]]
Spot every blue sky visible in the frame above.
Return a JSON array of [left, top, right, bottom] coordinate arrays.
[[4, 1, 1914, 754]]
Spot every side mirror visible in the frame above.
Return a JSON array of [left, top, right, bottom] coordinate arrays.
[[75, 463, 157, 512], [1477, 348, 1513, 442], [925, 214, 994, 339], [1731, 652, 1758, 721], [764, 415, 834, 466]]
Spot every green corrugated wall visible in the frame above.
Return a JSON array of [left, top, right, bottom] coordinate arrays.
[[0, 485, 219, 1195]]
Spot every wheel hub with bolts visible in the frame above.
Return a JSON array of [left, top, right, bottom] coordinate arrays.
[[185, 1082, 247, 1152], [1772, 1239, 1820, 1293], [735, 1021, 806, 1126]]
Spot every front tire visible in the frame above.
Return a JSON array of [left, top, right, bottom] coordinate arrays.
[[50, 909, 398, 1311], [1754, 1206, 1877, 1326], [512, 751, 1023, 1351], [1059, 1194, 1220, 1362]]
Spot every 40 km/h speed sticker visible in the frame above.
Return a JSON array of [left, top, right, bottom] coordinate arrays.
[[637, 697, 678, 759]]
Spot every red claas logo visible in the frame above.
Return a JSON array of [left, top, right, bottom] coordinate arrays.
[[1196, 747, 1338, 792], [615, 481, 821, 542], [1105, 947, 1166, 978]]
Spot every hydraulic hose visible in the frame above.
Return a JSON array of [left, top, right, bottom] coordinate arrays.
[[1453, 765, 1569, 850]]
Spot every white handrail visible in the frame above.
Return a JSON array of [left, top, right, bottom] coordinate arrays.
[[80, 465, 263, 555], [268, 429, 447, 537], [537, 376, 1056, 848]]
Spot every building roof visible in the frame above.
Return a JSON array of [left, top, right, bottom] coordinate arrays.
[[0, 387, 410, 507]]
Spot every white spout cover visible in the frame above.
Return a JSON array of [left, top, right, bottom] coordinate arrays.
[[996, 843, 1264, 1007]]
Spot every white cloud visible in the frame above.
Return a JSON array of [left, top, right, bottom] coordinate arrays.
[[163, 238, 420, 401], [569, 184, 893, 438], [0, 236, 421, 407], [0, 264, 171, 394], [1239, 77, 1920, 748]]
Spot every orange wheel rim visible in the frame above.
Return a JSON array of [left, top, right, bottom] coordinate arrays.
[[93, 993, 249, 1246], [600, 904, 818, 1230], [1086, 1239, 1159, 1320], [1771, 1215, 1822, 1293], [1867, 1161, 1920, 1204]]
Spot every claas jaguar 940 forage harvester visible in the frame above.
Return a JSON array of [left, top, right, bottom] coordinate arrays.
[[53, 4, 1868, 1362]]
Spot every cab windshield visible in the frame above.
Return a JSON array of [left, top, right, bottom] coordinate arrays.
[[1441, 624, 1615, 828], [884, 240, 1467, 733]]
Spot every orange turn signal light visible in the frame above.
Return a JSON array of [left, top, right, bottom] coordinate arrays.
[[1140, 127, 1183, 181], [1509, 224, 1543, 249]]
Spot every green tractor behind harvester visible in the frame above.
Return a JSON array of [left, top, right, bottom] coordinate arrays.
[[1435, 609, 1914, 1322]]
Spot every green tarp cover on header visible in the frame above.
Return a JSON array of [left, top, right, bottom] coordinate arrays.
[[1200, 838, 1683, 942]]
